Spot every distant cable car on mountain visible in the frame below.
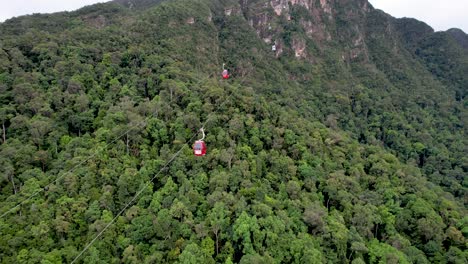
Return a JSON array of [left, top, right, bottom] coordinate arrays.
[[222, 63, 229, 79], [193, 127, 207, 156]]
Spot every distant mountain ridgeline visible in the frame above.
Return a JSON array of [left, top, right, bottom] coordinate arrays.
[[113, 0, 168, 9]]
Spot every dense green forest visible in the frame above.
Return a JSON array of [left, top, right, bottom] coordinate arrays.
[[0, 0, 466, 263]]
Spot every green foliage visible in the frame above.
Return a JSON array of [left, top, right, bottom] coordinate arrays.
[[0, 0, 466, 263]]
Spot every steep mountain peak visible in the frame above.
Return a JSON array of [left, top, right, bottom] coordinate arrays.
[[394, 17, 434, 47], [447, 27, 467, 34], [447, 27, 468, 50]]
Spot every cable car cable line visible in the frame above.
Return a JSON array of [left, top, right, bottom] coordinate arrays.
[[1, 67, 240, 261], [71, 132, 197, 264], [72, 79, 240, 263], [0, 121, 149, 219], [0, 76, 209, 219]]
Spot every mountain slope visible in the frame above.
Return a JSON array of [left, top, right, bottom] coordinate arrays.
[[448, 28, 468, 51], [0, 0, 466, 263]]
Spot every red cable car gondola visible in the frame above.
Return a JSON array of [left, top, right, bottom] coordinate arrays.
[[193, 140, 206, 156], [222, 63, 229, 79], [222, 69, 229, 79], [193, 128, 207, 156]]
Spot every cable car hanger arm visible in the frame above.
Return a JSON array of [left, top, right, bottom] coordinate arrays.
[[198, 127, 205, 141]]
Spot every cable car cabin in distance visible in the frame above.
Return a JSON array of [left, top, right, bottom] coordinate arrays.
[[193, 140, 207, 156], [222, 69, 229, 79]]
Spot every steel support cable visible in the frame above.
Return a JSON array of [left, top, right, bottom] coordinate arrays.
[[0, 76, 208, 219], [0, 121, 147, 219], [71, 132, 196, 264], [71, 82, 237, 263]]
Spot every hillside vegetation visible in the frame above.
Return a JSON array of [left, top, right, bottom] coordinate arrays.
[[0, 0, 466, 263]]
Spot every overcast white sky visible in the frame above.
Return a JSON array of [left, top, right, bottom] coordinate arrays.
[[0, 0, 109, 22], [0, 0, 467, 32], [369, 0, 468, 32]]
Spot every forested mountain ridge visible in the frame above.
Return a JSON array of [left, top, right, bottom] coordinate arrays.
[[0, 0, 467, 263], [447, 28, 468, 51]]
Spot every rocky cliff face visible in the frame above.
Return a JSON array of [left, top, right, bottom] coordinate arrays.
[[227, 0, 374, 61], [110, 0, 418, 63]]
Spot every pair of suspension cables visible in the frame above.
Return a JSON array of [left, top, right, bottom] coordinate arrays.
[[1, 74, 239, 263]]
